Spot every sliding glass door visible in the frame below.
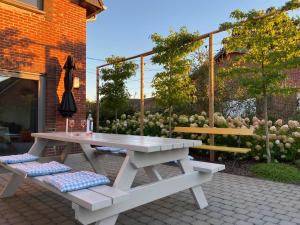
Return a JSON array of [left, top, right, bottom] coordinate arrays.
[[0, 75, 38, 155]]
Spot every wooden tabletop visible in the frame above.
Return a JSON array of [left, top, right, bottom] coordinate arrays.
[[32, 132, 202, 153]]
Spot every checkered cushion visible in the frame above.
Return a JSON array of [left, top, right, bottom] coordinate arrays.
[[44, 171, 110, 192], [13, 161, 71, 177], [96, 146, 127, 154], [0, 153, 38, 164]]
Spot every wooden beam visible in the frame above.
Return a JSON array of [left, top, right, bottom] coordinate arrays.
[[140, 56, 145, 136], [95, 69, 100, 133], [208, 33, 215, 161]]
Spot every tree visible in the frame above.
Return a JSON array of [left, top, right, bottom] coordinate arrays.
[[219, 1, 300, 163], [100, 56, 137, 132], [151, 27, 203, 137]]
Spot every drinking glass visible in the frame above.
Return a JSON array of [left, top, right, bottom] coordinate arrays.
[[81, 120, 86, 132], [69, 119, 75, 134]]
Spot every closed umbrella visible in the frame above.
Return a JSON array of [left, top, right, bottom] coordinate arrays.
[[59, 55, 77, 132]]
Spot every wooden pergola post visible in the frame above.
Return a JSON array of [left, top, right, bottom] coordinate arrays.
[[140, 56, 145, 136], [95, 68, 100, 132], [208, 33, 215, 161]]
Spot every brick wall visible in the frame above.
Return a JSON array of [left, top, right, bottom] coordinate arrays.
[[0, 0, 87, 155]]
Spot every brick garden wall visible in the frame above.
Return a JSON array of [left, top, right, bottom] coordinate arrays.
[[0, 0, 87, 155]]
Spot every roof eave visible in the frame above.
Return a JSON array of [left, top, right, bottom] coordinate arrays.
[[79, 0, 106, 19]]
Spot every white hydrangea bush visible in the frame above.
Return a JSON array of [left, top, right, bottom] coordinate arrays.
[[99, 112, 300, 162]]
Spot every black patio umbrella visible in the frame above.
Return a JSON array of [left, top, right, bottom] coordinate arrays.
[[59, 55, 77, 131]]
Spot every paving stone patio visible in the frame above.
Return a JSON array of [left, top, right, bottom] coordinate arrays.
[[0, 154, 299, 225]]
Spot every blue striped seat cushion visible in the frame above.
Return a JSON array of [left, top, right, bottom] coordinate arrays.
[[96, 146, 127, 154], [44, 171, 110, 192], [13, 161, 71, 177], [0, 153, 38, 164]]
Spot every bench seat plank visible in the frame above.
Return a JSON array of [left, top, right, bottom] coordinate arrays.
[[190, 161, 225, 173], [89, 186, 129, 204], [34, 176, 113, 211], [193, 145, 251, 153], [174, 127, 254, 136]]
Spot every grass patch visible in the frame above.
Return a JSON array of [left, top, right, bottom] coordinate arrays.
[[250, 163, 300, 184]]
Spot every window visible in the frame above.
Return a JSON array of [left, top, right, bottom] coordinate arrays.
[[16, 0, 43, 10]]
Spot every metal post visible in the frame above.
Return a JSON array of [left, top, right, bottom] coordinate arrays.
[[95, 68, 100, 133], [140, 56, 145, 136], [208, 33, 215, 161]]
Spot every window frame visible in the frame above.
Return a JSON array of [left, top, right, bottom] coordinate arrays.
[[0, 0, 45, 14]]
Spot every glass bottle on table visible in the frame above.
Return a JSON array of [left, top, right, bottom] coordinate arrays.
[[86, 111, 93, 135]]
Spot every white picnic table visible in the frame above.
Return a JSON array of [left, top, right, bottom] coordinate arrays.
[[0, 132, 225, 225]]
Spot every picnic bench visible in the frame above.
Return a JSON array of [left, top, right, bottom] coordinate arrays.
[[0, 132, 225, 225], [174, 127, 254, 154]]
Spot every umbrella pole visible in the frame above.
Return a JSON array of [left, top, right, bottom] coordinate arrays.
[[66, 118, 69, 133]]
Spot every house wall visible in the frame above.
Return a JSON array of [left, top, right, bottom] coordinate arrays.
[[0, 0, 87, 155]]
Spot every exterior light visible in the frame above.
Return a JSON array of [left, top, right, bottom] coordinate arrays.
[[73, 77, 80, 89]]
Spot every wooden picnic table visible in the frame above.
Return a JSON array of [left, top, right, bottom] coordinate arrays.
[[0, 132, 224, 225]]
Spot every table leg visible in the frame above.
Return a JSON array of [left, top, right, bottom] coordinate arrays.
[[80, 143, 107, 175], [28, 138, 48, 156], [95, 155, 138, 225], [144, 166, 162, 182], [60, 142, 72, 163], [1, 138, 47, 198], [0, 173, 25, 198], [177, 158, 208, 209]]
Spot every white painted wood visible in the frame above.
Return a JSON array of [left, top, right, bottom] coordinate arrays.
[[144, 166, 162, 181], [190, 160, 225, 173], [61, 142, 73, 163], [95, 216, 117, 225], [28, 137, 48, 156], [80, 143, 107, 176], [73, 171, 211, 225], [33, 176, 112, 211], [128, 148, 189, 168], [32, 132, 202, 153], [89, 186, 129, 204], [178, 158, 209, 209], [0, 173, 25, 198]]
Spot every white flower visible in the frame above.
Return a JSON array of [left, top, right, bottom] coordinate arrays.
[[280, 125, 289, 133], [217, 157, 222, 161], [287, 137, 295, 143], [298, 149, 300, 153], [190, 123, 198, 128], [270, 126, 277, 132], [246, 141, 252, 147], [106, 120, 111, 125], [120, 114, 126, 120], [254, 156, 260, 161], [281, 155, 286, 159], [275, 119, 283, 126], [285, 143, 291, 149], [255, 145, 262, 151]]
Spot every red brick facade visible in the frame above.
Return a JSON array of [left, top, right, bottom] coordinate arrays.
[[0, 0, 87, 131]]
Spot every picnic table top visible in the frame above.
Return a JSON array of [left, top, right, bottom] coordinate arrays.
[[32, 132, 202, 153]]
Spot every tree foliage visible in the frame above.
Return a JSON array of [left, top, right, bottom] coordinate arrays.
[[151, 27, 204, 136], [219, 2, 300, 162], [100, 56, 137, 123]]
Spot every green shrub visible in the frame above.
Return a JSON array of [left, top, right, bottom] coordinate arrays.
[[99, 111, 300, 162]]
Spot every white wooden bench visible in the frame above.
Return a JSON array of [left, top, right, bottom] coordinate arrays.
[[0, 132, 225, 225], [0, 162, 129, 212]]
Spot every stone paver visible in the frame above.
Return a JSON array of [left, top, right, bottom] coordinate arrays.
[[0, 154, 299, 225]]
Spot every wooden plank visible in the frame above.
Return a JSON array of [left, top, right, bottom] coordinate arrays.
[[89, 186, 128, 204], [190, 161, 225, 173], [174, 127, 254, 136], [194, 145, 251, 154], [127, 148, 188, 168], [208, 32, 215, 162], [140, 56, 144, 136], [73, 171, 212, 225], [33, 176, 112, 211], [31, 132, 202, 153]]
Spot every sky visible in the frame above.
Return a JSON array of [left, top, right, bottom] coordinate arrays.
[[86, 0, 298, 101]]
